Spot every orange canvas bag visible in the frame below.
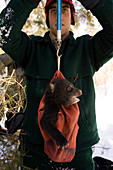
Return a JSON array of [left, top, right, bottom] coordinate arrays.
[[38, 70, 80, 162]]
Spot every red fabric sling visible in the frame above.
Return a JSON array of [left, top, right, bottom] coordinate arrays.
[[38, 70, 80, 162]]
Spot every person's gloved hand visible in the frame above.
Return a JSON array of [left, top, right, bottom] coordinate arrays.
[[78, 0, 100, 9], [30, 0, 42, 5]]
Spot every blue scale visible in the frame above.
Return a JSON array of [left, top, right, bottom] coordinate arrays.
[[57, 0, 62, 70]]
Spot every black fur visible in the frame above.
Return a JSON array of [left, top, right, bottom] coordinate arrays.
[[93, 156, 113, 170], [40, 79, 82, 148], [0, 111, 24, 135]]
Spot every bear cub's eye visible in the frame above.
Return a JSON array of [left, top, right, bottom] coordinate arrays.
[[66, 86, 73, 92]]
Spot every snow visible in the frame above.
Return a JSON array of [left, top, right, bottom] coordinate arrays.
[[0, 0, 7, 13], [0, 7, 14, 47], [93, 83, 113, 162]]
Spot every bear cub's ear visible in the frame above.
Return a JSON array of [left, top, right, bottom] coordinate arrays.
[[49, 82, 55, 93]]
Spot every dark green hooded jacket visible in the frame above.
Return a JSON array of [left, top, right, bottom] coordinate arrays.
[[0, 0, 113, 156]]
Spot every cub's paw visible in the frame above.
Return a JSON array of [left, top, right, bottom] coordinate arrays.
[[56, 135, 69, 148]]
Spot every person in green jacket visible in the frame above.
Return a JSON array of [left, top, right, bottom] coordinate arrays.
[[0, 0, 113, 169]]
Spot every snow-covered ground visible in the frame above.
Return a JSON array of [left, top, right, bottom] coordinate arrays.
[[93, 84, 113, 161]]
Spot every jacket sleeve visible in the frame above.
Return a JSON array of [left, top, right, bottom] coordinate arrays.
[[78, 0, 100, 10], [0, 0, 40, 68], [78, 0, 113, 71], [90, 0, 113, 71]]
